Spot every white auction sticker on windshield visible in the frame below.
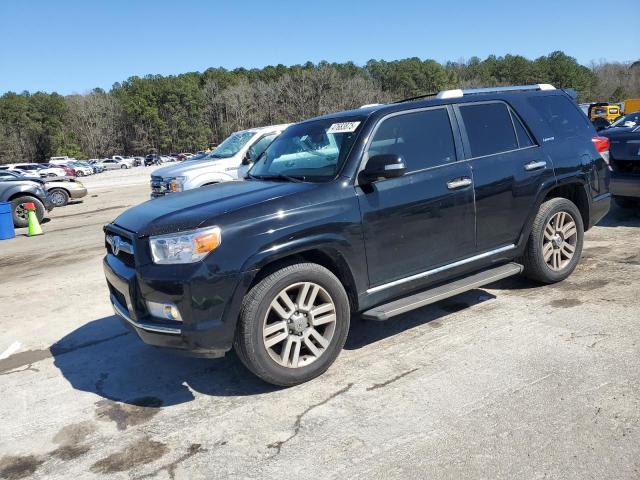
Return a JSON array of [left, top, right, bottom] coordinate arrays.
[[327, 121, 360, 134]]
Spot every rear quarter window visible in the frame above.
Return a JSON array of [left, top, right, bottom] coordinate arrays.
[[528, 95, 592, 139]]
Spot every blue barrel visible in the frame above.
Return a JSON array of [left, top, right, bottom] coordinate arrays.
[[0, 201, 15, 240]]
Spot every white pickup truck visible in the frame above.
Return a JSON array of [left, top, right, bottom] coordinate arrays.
[[149, 124, 289, 197]]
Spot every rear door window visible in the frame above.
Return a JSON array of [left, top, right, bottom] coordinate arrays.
[[368, 107, 456, 172], [458, 102, 518, 158], [528, 95, 592, 139]]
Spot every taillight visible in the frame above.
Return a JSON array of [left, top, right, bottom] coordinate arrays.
[[592, 136, 611, 170]]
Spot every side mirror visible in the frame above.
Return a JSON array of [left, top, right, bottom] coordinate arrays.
[[242, 150, 254, 166], [359, 154, 406, 184]]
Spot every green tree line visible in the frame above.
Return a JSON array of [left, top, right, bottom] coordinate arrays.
[[0, 51, 638, 163]]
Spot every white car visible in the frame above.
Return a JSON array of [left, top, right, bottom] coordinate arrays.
[[96, 159, 130, 170], [2, 167, 42, 179], [149, 124, 290, 197], [111, 156, 135, 167], [6, 163, 66, 177]]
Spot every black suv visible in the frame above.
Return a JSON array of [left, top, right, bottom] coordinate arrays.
[[103, 84, 610, 386]]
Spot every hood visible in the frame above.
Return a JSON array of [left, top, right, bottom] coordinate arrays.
[[599, 126, 638, 138], [151, 157, 234, 178], [113, 179, 317, 237]]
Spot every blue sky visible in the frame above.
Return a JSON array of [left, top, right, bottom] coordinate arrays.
[[1, 0, 638, 95]]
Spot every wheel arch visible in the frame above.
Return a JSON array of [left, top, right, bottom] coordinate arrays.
[[517, 179, 591, 253], [542, 181, 590, 230], [244, 245, 360, 312]]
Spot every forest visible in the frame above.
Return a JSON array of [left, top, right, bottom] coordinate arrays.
[[1, 51, 638, 163]]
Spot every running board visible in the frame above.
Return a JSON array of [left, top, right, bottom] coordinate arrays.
[[362, 262, 523, 321]]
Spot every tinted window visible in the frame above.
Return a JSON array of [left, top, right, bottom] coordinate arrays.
[[368, 108, 456, 172], [459, 102, 518, 158], [528, 95, 591, 139], [511, 109, 535, 148]]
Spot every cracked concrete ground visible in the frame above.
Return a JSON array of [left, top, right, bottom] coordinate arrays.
[[1, 168, 639, 479]]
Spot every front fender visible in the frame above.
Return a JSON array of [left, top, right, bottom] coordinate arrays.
[[189, 171, 235, 188]]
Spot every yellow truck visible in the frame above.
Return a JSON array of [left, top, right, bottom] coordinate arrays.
[[589, 103, 622, 122], [622, 98, 640, 114]]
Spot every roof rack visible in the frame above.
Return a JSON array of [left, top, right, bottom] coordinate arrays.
[[392, 92, 438, 104], [436, 84, 555, 99]]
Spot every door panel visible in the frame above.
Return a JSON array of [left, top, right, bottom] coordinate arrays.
[[357, 161, 475, 287], [456, 101, 553, 251], [470, 147, 552, 250]]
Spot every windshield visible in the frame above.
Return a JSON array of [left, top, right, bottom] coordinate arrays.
[[209, 131, 255, 159], [611, 113, 640, 128], [248, 117, 364, 182]]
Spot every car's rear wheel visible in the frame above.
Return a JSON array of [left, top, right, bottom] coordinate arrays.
[[11, 196, 45, 228], [49, 188, 70, 207], [234, 263, 350, 386], [521, 198, 584, 284], [76, 171, 84, 177], [614, 196, 638, 209]]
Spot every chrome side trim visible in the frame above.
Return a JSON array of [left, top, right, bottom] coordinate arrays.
[[111, 295, 181, 335], [366, 244, 517, 294]]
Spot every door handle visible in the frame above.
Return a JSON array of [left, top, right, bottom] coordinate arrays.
[[524, 160, 547, 171], [446, 177, 472, 190]]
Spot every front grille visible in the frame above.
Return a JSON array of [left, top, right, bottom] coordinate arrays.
[[105, 228, 136, 267], [109, 283, 128, 311], [150, 175, 170, 196]]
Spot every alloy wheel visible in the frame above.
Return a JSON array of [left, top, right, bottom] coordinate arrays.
[[542, 211, 577, 271], [50, 191, 65, 206], [262, 282, 337, 368], [15, 203, 28, 221]]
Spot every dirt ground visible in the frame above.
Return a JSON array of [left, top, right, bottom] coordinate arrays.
[[1, 167, 639, 479]]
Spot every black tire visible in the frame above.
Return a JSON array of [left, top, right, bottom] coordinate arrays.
[[76, 171, 84, 177], [614, 196, 638, 209], [49, 188, 70, 207], [521, 198, 584, 284], [11, 196, 45, 228], [234, 263, 350, 386], [120, 164, 127, 169]]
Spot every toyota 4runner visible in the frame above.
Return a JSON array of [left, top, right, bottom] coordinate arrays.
[[103, 84, 611, 386]]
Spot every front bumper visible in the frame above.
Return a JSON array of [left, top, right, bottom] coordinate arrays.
[[69, 186, 88, 199], [103, 252, 248, 357], [610, 173, 640, 199]]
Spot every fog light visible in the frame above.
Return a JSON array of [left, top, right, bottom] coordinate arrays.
[[146, 301, 183, 322]]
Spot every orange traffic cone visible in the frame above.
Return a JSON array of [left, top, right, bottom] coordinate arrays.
[[24, 202, 43, 236]]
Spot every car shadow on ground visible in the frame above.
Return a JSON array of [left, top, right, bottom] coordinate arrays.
[[597, 203, 640, 228], [52, 288, 507, 407], [51, 315, 280, 407]]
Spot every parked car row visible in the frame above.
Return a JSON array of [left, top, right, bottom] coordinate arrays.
[[0, 169, 88, 228]]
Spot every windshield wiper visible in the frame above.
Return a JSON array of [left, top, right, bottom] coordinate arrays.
[[250, 173, 306, 183]]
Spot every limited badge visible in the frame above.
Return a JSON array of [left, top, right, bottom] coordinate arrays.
[[327, 121, 361, 134]]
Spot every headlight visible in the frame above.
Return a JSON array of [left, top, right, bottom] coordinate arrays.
[[149, 226, 221, 264], [169, 176, 187, 192]]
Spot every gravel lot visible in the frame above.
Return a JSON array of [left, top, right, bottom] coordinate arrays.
[[1, 167, 639, 479]]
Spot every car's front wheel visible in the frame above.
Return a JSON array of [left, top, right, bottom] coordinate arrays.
[[234, 263, 350, 386], [48, 188, 69, 207], [120, 165, 127, 169], [521, 198, 584, 284], [11, 196, 45, 228]]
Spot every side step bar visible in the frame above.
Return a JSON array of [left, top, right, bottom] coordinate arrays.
[[362, 262, 523, 321]]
